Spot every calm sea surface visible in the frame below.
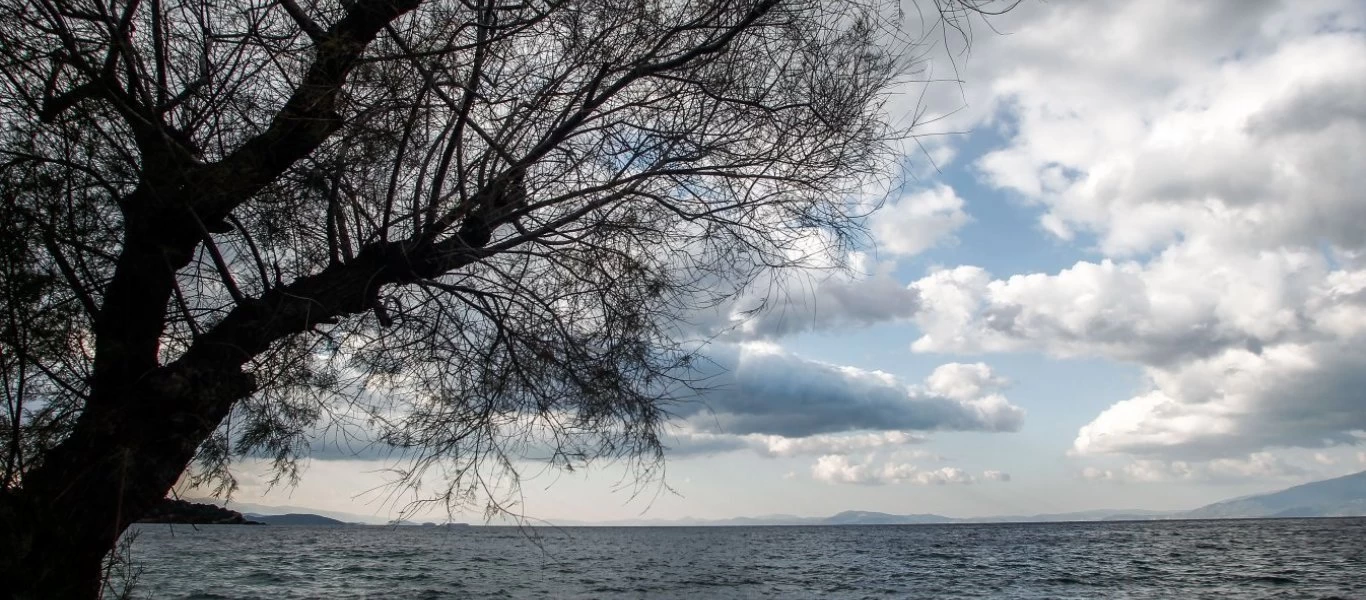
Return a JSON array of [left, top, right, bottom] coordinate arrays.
[[123, 518, 1366, 599]]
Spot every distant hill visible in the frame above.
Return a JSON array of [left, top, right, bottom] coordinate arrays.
[[1183, 470, 1366, 519], [823, 510, 955, 525], [245, 513, 348, 526], [960, 508, 1179, 523], [810, 473, 1366, 525]]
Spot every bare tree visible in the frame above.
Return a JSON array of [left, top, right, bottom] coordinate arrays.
[[0, 0, 1007, 596]]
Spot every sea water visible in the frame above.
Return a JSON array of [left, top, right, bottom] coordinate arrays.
[[123, 517, 1365, 599]]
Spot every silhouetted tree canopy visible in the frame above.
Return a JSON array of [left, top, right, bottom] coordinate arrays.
[[0, 0, 1008, 597]]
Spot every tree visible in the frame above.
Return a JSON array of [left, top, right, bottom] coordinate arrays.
[[0, 0, 1003, 596]]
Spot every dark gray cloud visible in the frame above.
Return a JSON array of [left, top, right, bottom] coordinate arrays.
[[300, 343, 1022, 463], [673, 344, 1024, 438]]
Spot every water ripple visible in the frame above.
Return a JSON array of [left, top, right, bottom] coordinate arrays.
[[125, 518, 1366, 599]]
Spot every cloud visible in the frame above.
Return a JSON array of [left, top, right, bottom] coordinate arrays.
[[1079, 452, 1311, 483], [675, 343, 1024, 438], [1245, 77, 1366, 138], [1071, 342, 1366, 459], [1019, 38, 1362, 257], [811, 455, 891, 485], [302, 344, 1021, 466], [911, 466, 976, 486], [982, 470, 1011, 482], [756, 431, 924, 457], [674, 243, 921, 342], [956, 1, 1366, 257], [910, 257, 1366, 460], [925, 362, 1009, 401], [909, 248, 1354, 365], [894, 0, 1366, 463], [870, 185, 970, 257], [809, 455, 979, 486], [665, 430, 927, 458], [728, 261, 921, 340]]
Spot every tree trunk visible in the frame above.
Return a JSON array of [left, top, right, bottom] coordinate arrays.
[[0, 365, 256, 600], [1, 518, 106, 599], [0, 2, 425, 596]]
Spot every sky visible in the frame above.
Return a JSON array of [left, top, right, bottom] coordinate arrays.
[[204, 0, 1366, 524]]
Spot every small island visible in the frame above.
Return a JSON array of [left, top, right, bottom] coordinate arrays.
[[248, 513, 347, 526], [136, 499, 262, 525]]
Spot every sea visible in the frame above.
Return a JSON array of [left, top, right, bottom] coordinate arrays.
[[120, 517, 1365, 599]]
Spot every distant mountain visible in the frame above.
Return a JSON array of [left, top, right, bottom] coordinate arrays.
[[538, 514, 804, 527], [562, 509, 1174, 527], [963, 509, 1180, 523], [823, 510, 955, 525], [386, 519, 457, 526], [245, 513, 348, 526], [1183, 470, 1366, 519]]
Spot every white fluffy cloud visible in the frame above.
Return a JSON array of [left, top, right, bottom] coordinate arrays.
[[909, 247, 1355, 364], [906, 247, 1366, 461], [911, 466, 976, 486], [811, 455, 901, 485], [898, 0, 1366, 465], [979, 23, 1366, 257], [1079, 452, 1311, 484], [870, 185, 971, 257], [1071, 343, 1366, 458], [666, 430, 928, 459], [810, 455, 982, 486]]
